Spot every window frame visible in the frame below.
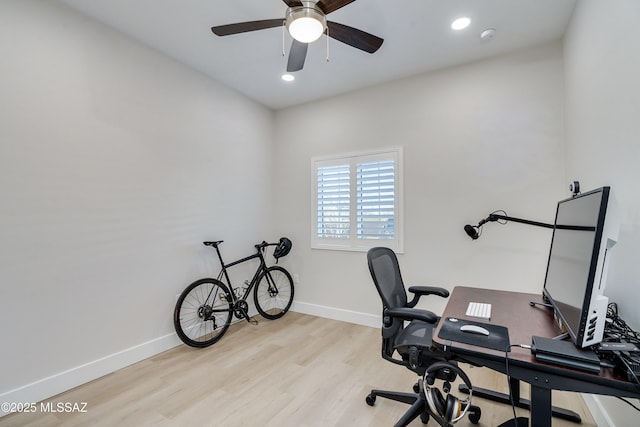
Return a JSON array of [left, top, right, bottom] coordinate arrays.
[[311, 147, 404, 253]]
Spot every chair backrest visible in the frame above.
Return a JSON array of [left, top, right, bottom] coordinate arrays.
[[367, 247, 410, 360], [367, 247, 408, 310]]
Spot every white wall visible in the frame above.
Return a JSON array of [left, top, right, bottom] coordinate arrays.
[[274, 43, 566, 323], [0, 0, 274, 408], [563, 1, 640, 425]]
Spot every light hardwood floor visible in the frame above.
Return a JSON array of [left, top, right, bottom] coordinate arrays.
[[1, 312, 596, 426]]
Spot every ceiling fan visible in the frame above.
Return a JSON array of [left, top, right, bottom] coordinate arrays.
[[211, 0, 384, 72]]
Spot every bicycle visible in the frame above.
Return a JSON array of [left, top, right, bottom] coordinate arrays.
[[174, 238, 294, 348]]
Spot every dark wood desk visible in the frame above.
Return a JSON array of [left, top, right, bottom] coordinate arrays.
[[432, 286, 640, 427]]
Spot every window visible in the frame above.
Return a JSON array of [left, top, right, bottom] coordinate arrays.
[[312, 147, 403, 252]]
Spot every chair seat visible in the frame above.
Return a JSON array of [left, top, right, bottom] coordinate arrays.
[[394, 320, 434, 350], [394, 320, 438, 376]]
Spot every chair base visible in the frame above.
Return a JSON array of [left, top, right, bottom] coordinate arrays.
[[366, 387, 482, 427], [366, 389, 429, 427]]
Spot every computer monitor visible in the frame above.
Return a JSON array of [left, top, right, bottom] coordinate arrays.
[[542, 187, 620, 348]]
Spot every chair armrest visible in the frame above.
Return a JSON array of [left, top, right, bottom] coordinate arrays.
[[384, 307, 438, 324], [408, 286, 449, 298], [406, 286, 449, 307]]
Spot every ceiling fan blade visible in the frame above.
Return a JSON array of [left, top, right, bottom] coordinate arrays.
[[287, 40, 308, 72], [282, 0, 303, 7], [211, 19, 283, 36], [326, 21, 383, 53], [316, 0, 356, 15]]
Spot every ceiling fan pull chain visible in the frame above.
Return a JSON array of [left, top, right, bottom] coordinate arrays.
[[282, 23, 286, 56], [325, 28, 330, 63]]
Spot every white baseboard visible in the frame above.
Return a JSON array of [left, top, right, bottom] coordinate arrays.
[[1, 301, 378, 418], [582, 394, 612, 427], [0, 332, 182, 417], [291, 300, 380, 328]]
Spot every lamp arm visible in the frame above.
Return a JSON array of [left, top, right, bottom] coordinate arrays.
[[487, 214, 595, 231], [487, 214, 554, 229]]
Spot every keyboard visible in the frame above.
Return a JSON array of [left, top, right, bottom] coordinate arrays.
[[466, 302, 492, 320]]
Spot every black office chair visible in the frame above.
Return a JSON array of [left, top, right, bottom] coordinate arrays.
[[365, 247, 481, 427]]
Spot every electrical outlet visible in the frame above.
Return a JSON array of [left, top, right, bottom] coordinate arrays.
[[292, 273, 300, 284]]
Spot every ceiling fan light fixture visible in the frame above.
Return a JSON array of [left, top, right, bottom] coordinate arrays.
[[286, 4, 327, 43]]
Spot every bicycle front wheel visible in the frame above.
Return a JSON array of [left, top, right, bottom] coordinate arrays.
[[174, 278, 233, 347], [254, 266, 294, 320]]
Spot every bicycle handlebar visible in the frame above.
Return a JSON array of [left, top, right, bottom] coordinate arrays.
[[255, 241, 278, 250]]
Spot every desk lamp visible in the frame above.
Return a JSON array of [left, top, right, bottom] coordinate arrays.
[[464, 211, 554, 240], [464, 211, 593, 240], [464, 181, 587, 240]]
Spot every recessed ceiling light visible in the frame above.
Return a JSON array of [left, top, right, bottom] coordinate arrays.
[[281, 73, 295, 82], [451, 17, 471, 31]]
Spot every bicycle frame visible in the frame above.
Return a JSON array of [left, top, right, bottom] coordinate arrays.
[[211, 243, 273, 303]]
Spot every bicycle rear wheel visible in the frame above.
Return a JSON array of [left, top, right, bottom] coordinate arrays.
[[254, 266, 294, 320], [174, 278, 233, 347]]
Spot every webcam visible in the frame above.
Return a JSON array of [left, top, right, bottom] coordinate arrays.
[[569, 180, 580, 197]]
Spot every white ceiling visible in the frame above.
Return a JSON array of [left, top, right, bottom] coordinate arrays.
[[58, 0, 577, 110]]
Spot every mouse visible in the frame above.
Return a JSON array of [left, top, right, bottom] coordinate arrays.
[[460, 324, 490, 336]]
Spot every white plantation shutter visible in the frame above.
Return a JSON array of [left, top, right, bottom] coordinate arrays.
[[357, 160, 395, 240], [316, 164, 350, 238], [312, 148, 403, 252]]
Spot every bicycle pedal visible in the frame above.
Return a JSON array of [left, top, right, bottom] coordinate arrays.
[[249, 318, 259, 326]]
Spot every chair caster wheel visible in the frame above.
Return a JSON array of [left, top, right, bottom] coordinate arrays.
[[469, 407, 481, 424], [365, 394, 376, 406]]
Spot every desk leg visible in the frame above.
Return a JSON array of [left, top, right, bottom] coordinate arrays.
[[530, 385, 552, 427], [458, 378, 581, 423]]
